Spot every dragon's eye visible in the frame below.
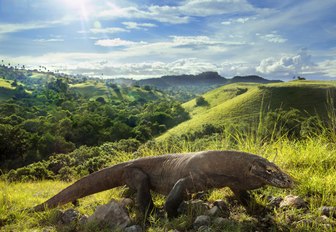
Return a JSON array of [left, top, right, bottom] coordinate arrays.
[[266, 169, 272, 174]]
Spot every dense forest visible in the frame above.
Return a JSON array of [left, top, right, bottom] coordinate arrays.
[[0, 65, 189, 171]]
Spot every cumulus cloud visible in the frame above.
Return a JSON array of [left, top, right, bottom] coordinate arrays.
[[256, 50, 315, 77], [60, 58, 219, 79]]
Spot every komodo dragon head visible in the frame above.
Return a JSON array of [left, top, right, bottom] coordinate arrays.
[[249, 158, 294, 188]]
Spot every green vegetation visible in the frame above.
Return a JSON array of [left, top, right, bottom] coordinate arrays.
[[1, 127, 336, 231], [160, 81, 336, 140], [1, 65, 336, 231], [0, 66, 189, 171]]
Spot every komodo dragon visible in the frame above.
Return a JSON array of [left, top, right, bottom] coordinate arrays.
[[33, 150, 293, 218]]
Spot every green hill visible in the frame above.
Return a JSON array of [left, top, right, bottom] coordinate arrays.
[[158, 81, 336, 140], [70, 81, 165, 102], [0, 78, 15, 100]]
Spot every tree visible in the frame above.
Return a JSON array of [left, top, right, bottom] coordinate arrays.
[[195, 96, 208, 106]]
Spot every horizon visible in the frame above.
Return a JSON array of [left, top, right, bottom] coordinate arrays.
[[0, 0, 335, 80]]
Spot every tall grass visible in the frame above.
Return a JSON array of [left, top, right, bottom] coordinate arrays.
[[1, 96, 336, 231]]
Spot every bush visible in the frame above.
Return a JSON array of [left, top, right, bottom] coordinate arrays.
[[195, 96, 208, 106]]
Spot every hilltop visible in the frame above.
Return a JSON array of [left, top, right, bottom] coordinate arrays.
[[159, 80, 336, 140]]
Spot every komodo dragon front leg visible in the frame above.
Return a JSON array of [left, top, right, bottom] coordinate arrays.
[[164, 175, 206, 218], [122, 168, 154, 218]]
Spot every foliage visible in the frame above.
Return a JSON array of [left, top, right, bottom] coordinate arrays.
[[1, 130, 336, 231], [195, 96, 208, 106], [0, 70, 189, 170]]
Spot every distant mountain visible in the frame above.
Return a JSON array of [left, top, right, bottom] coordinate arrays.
[[136, 71, 227, 89], [229, 75, 282, 84]]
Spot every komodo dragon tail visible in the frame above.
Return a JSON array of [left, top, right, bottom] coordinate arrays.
[[33, 163, 127, 211]]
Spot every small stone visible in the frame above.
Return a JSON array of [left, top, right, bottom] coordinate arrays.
[[193, 215, 211, 229], [316, 215, 329, 222], [279, 195, 307, 209], [61, 209, 80, 224], [213, 200, 230, 218], [88, 199, 131, 229], [78, 215, 88, 225], [124, 225, 142, 232], [213, 217, 230, 225], [320, 206, 336, 217], [197, 225, 210, 231], [178, 200, 209, 214], [120, 198, 135, 208], [207, 206, 220, 217], [267, 196, 283, 208]]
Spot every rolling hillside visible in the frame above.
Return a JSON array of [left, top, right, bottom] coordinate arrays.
[[158, 81, 336, 140], [0, 78, 15, 100]]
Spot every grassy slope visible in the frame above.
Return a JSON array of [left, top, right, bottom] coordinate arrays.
[[159, 81, 336, 140], [0, 78, 15, 100], [1, 136, 336, 231], [70, 82, 164, 102], [70, 81, 108, 100]]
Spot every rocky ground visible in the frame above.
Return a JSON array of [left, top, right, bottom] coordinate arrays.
[[41, 193, 336, 232]]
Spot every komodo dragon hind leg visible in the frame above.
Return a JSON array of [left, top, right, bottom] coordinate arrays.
[[123, 168, 154, 218], [164, 178, 192, 219]]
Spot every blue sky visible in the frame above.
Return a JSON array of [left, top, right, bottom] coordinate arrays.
[[0, 0, 335, 80]]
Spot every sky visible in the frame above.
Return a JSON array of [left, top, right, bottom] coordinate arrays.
[[0, 0, 335, 80]]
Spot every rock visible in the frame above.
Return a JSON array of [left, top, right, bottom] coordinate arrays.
[[78, 215, 88, 225], [320, 206, 336, 217], [213, 200, 230, 217], [88, 199, 131, 229], [279, 195, 307, 209], [61, 209, 80, 224], [207, 206, 221, 217], [193, 215, 211, 229], [178, 200, 209, 215], [267, 196, 283, 208], [213, 217, 231, 225], [197, 225, 210, 231], [317, 215, 329, 222], [124, 225, 142, 232], [120, 198, 135, 208]]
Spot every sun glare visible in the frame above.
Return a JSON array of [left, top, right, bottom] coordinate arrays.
[[61, 0, 91, 21]]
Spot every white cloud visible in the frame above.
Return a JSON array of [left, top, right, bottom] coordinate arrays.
[[122, 21, 156, 30], [97, 0, 257, 24], [0, 20, 65, 34], [318, 60, 336, 77], [33, 38, 64, 42], [63, 58, 220, 79], [180, 0, 255, 16], [256, 50, 315, 77], [222, 17, 254, 25], [257, 32, 287, 43], [94, 38, 145, 47]]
